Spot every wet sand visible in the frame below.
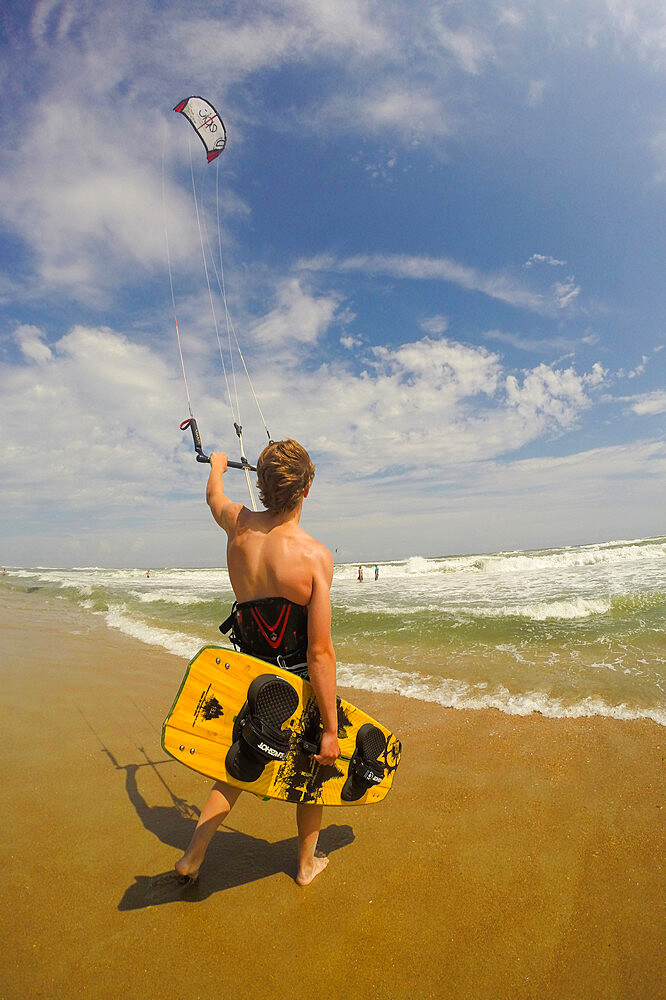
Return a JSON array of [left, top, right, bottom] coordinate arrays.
[[0, 586, 664, 999]]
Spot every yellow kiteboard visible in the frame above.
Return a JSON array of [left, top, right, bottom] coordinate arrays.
[[162, 646, 402, 806]]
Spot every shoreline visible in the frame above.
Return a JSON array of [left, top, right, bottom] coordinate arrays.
[[5, 573, 664, 728], [1, 587, 664, 999]]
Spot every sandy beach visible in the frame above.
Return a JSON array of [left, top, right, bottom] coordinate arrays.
[[0, 586, 664, 1000]]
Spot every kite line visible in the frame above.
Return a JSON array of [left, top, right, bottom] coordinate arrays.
[[165, 96, 273, 509]]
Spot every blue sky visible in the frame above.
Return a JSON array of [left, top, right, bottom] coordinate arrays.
[[1, 0, 664, 567]]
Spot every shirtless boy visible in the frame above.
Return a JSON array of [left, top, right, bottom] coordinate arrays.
[[175, 439, 340, 886]]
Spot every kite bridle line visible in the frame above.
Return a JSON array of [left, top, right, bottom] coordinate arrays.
[[213, 157, 273, 449], [187, 140, 258, 509]]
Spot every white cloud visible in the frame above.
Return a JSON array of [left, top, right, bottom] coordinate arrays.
[[553, 279, 581, 310], [1, 321, 608, 513], [295, 0, 390, 56], [649, 128, 666, 181], [15, 325, 53, 363], [602, 0, 666, 63], [429, 12, 496, 74], [310, 437, 666, 560], [1, 323, 187, 517], [616, 348, 662, 380], [2, 309, 654, 565], [361, 88, 448, 134], [172, 0, 392, 86], [31, 0, 74, 46], [300, 252, 578, 314], [420, 315, 449, 336], [505, 363, 602, 432], [527, 79, 547, 106], [627, 390, 666, 415], [249, 278, 343, 347], [372, 337, 500, 396], [524, 253, 566, 268], [0, 97, 200, 301], [319, 85, 452, 144], [176, 15, 302, 81], [258, 331, 608, 474], [484, 328, 599, 353], [629, 355, 649, 378]]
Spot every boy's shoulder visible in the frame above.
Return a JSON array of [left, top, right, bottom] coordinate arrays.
[[301, 532, 333, 578]]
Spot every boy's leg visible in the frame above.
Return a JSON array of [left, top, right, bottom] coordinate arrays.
[[295, 803, 329, 886], [175, 781, 242, 879]]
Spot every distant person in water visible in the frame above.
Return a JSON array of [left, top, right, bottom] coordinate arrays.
[[146, 570, 150, 578], [358, 565, 364, 582], [375, 565, 379, 581], [175, 439, 339, 887]]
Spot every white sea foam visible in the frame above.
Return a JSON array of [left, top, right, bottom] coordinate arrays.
[[468, 539, 666, 576], [334, 602, 444, 616], [495, 596, 612, 620], [335, 556, 476, 580], [90, 599, 666, 726], [404, 555, 433, 574], [337, 661, 666, 727], [333, 596, 614, 621], [129, 590, 214, 606], [101, 604, 209, 659], [334, 537, 666, 581]]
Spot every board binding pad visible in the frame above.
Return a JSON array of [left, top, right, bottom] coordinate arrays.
[[162, 646, 402, 806]]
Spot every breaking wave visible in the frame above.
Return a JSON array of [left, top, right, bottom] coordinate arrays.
[[337, 661, 666, 727]]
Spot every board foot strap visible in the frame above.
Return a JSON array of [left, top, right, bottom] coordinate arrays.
[[340, 723, 387, 802], [226, 674, 299, 783]]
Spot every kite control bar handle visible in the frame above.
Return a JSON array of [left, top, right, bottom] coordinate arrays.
[[180, 418, 257, 472]]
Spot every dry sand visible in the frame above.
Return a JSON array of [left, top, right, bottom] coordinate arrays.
[[0, 587, 664, 1000]]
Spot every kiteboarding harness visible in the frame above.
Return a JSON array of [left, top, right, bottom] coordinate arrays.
[[220, 597, 309, 679]]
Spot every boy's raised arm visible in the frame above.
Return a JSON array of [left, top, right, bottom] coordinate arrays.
[[206, 452, 243, 536]]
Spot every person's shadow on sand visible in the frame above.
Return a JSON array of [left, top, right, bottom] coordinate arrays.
[[120, 823, 354, 910], [105, 745, 354, 910]]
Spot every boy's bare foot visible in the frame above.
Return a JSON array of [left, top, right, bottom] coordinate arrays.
[[148, 869, 200, 903], [174, 854, 200, 883], [296, 854, 329, 886]]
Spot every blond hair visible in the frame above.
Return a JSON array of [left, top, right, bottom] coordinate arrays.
[[256, 439, 315, 514]]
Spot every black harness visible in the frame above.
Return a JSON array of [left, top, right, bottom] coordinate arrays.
[[220, 596, 309, 678]]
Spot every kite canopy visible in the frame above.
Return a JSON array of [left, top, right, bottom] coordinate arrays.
[[174, 96, 227, 161]]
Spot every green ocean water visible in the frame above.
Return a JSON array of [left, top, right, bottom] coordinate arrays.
[[4, 535, 665, 725]]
